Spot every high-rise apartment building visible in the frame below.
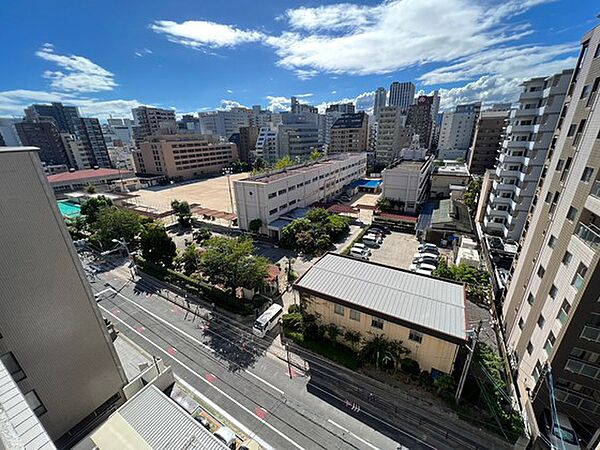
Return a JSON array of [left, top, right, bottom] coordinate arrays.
[[134, 134, 238, 181], [438, 102, 481, 151], [277, 113, 321, 160], [467, 109, 510, 175], [15, 121, 69, 166], [60, 133, 94, 170], [76, 117, 112, 168], [254, 127, 278, 161], [501, 27, 600, 447], [373, 87, 387, 121], [24, 102, 80, 134], [238, 125, 259, 163], [0, 147, 127, 447], [407, 95, 435, 149], [290, 96, 318, 114], [375, 106, 414, 166], [325, 103, 355, 114], [132, 106, 177, 145], [484, 70, 572, 241], [216, 107, 253, 138], [388, 82, 415, 112], [0, 118, 22, 146], [329, 112, 369, 153]]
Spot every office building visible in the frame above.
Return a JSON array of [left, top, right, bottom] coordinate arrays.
[[103, 118, 135, 147], [467, 109, 510, 175], [234, 153, 366, 235], [329, 112, 369, 153], [132, 106, 177, 145], [134, 134, 237, 181], [388, 82, 415, 112], [216, 107, 253, 138], [501, 27, 600, 447], [375, 106, 413, 166], [324, 110, 343, 148], [277, 113, 321, 160], [295, 253, 467, 374], [198, 112, 219, 135], [484, 69, 572, 241], [15, 121, 69, 166], [407, 95, 435, 149], [24, 102, 80, 134], [254, 127, 278, 162], [430, 90, 441, 123], [0, 118, 22, 146], [177, 114, 201, 132], [326, 103, 355, 114], [60, 133, 93, 170], [0, 147, 127, 447], [76, 117, 112, 168], [373, 87, 387, 121], [291, 96, 318, 114], [438, 102, 481, 151], [381, 141, 434, 214], [238, 126, 259, 163]]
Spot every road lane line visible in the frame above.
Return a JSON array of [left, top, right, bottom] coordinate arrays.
[[105, 288, 287, 396], [328, 419, 381, 450], [100, 306, 306, 450], [244, 369, 285, 395]]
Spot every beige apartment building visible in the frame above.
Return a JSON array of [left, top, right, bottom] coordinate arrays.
[[467, 109, 509, 175], [0, 147, 127, 447], [295, 253, 467, 375], [502, 26, 600, 447], [134, 134, 238, 181], [329, 112, 369, 153]]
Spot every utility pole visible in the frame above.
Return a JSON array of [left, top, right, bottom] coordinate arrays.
[[455, 320, 482, 404]]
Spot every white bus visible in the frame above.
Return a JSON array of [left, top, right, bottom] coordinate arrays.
[[253, 304, 283, 337]]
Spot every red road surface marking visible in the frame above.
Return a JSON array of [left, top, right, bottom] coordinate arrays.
[[136, 326, 145, 333], [112, 309, 120, 315], [289, 368, 300, 378], [167, 346, 177, 356], [255, 407, 267, 420], [205, 373, 217, 383]]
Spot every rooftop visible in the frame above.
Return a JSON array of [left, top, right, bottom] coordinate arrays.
[[331, 112, 367, 129], [47, 168, 135, 183], [434, 164, 470, 176], [431, 199, 473, 234], [295, 253, 467, 341]]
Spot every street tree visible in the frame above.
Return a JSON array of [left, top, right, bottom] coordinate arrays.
[[93, 207, 141, 248], [140, 222, 177, 268], [80, 196, 113, 225], [248, 218, 262, 234], [171, 199, 193, 227], [177, 242, 200, 275], [200, 237, 269, 291]]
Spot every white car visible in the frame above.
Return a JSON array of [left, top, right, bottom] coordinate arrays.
[[213, 426, 237, 447], [363, 235, 382, 247], [415, 268, 433, 276], [413, 252, 439, 261], [409, 262, 437, 273], [418, 243, 439, 253], [352, 242, 371, 255], [349, 248, 370, 260]]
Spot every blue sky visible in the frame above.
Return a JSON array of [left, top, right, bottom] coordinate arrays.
[[0, 0, 596, 120]]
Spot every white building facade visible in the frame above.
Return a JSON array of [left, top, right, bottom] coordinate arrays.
[[438, 102, 481, 151]]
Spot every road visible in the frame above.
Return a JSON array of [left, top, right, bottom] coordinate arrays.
[[83, 253, 509, 450]]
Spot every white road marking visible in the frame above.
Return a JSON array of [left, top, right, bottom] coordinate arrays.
[[105, 288, 286, 396], [94, 288, 112, 296], [328, 419, 381, 450], [101, 306, 305, 450], [176, 375, 274, 450], [244, 369, 285, 395]]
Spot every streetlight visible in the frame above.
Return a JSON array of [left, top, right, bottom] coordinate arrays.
[[112, 238, 135, 279]]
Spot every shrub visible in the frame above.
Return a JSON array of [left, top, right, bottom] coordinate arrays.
[[400, 358, 420, 376], [282, 313, 303, 332], [287, 304, 302, 314], [248, 218, 262, 234]]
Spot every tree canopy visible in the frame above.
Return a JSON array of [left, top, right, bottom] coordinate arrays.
[[280, 208, 350, 254], [432, 259, 491, 304], [274, 155, 295, 170], [140, 222, 176, 268], [171, 199, 192, 227], [200, 237, 269, 291], [464, 177, 482, 211], [80, 196, 113, 225], [176, 242, 199, 275], [92, 207, 141, 249], [309, 150, 323, 161]]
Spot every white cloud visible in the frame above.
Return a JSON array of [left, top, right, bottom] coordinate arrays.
[[134, 48, 153, 58], [293, 93, 313, 98], [150, 20, 264, 49], [226, 89, 234, 94], [219, 99, 247, 110], [331, 90, 337, 94], [36, 45, 117, 93], [436, 76, 521, 111], [265, 96, 291, 112], [313, 90, 376, 114], [294, 69, 319, 80], [284, 4, 375, 31], [0, 89, 143, 120]]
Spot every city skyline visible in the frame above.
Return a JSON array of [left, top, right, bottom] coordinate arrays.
[[0, 0, 594, 120]]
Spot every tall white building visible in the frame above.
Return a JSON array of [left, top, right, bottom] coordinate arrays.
[[438, 102, 481, 151], [277, 112, 321, 160], [198, 112, 219, 135], [254, 127, 278, 161], [375, 106, 413, 166], [234, 153, 367, 235], [374, 87, 387, 120], [216, 107, 253, 138], [388, 82, 415, 112], [484, 70, 572, 241]]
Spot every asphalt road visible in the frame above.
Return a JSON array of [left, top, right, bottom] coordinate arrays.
[[82, 253, 509, 450]]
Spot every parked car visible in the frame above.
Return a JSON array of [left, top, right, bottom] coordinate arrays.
[[412, 255, 439, 266], [370, 224, 391, 234], [363, 235, 382, 247], [367, 229, 385, 238], [366, 232, 385, 242], [213, 426, 237, 449], [413, 251, 439, 261], [349, 247, 370, 260], [352, 242, 371, 255], [409, 262, 437, 273], [418, 243, 439, 254], [415, 268, 434, 276], [194, 415, 211, 430]]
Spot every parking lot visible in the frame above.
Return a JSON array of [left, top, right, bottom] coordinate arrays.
[[367, 230, 420, 269]]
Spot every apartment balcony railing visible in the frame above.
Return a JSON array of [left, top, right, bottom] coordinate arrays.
[[581, 325, 600, 343], [565, 358, 600, 381], [591, 180, 600, 199], [574, 222, 600, 251], [555, 387, 600, 415]]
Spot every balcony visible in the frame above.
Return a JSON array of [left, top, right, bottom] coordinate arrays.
[[519, 89, 544, 100], [585, 183, 600, 216], [574, 222, 600, 251], [581, 325, 600, 343], [514, 107, 540, 117], [504, 139, 530, 149], [498, 152, 525, 164], [506, 124, 535, 134]]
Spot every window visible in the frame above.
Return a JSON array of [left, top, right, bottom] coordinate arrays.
[[533, 361, 543, 383], [548, 284, 558, 299], [24, 390, 46, 417], [567, 124, 577, 137], [544, 332, 556, 355], [537, 314, 545, 328], [0, 352, 26, 382], [556, 159, 564, 171], [557, 299, 571, 324], [334, 304, 344, 315], [548, 235, 557, 248], [518, 318, 524, 329], [544, 192, 552, 203], [268, 192, 277, 199], [562, 251, 572, 266], [527, 342, 534, 355], [537, 265, 545, 278], [409, 329, 423, 343], [580, 84, 591, 99], [371, 317, 384, 330], [527, 293, 535, 305], [572, 263, 588, 290], [566, 207, 577, 221], [581, 167, 594, 182], [349, 309, 360, 321], [268, 208, 277, 215]]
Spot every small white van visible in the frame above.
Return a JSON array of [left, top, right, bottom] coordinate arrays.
[[350, 248, 369, 260], [363, 235, 382, 247]]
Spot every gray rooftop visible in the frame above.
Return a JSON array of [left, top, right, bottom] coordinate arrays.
[[295, 253, 467, 341]]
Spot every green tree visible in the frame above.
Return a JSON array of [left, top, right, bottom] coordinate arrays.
[[85, 184, 96, 194], [344, 330, 362, 351], [360, 335, 392, 370], [231, 159, 249, 173], [200, 237, 269, 291], [177, 242, 200, 275], [326, 214, 350, 240], [93, 207, 141, 248], [309, 149, 323, 161], [280, 208, 347, 254], [171, 199, 192, 227], [464, 177, 482, 211], [140, 222, 176, 268], [192, 227, 211, 244], [274, 155, 295, 170], [80, 196, 113, 225], [376, 197, 392, 213], [252, 157, 268, 172], [326, 323, 341, 345], [248, 218, 263, 234], [66, 216, 88, 240]]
